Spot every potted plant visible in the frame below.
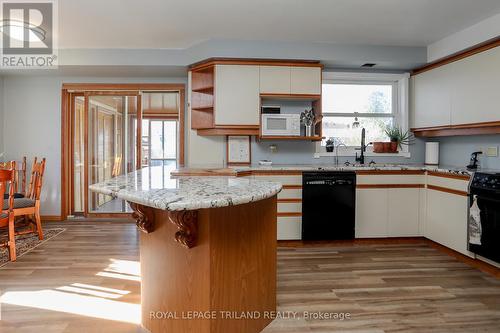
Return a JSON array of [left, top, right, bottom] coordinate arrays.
[[373, 126, 413, 153]]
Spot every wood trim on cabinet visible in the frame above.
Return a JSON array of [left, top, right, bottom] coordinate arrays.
[[427, 184, 468, 197], [282, 184, 302, 189], [277, 212, 302, 217], [356, 170, 425, 175], [427, 171, 470, 181], [258, 136, 323, 141], [189, 58, 323, 71], [197, 128, 260, 136], [277, 198, 302, 203], [356, 184, 424, 189], [253, 170, 303, 176], [260, 93, 321, 100], [412, 121, 500, 137], [412, 37, 500, 75]]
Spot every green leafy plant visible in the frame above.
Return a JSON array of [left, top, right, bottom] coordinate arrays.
[[384, 125, 414, 149]]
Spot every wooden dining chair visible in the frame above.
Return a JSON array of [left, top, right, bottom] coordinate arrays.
[[0, 167, 17, 261], [2, 158, 46, 240], [0, 156, 27, 199]]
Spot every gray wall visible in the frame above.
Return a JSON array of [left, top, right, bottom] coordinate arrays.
[[251, 138, 426, 165], [429, 135, 500, 170], [1, 75, 186, 216]]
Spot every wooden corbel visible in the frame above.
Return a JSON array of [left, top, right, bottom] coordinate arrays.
[[128, 202, 155, 233], [168, 210, 199, 248]]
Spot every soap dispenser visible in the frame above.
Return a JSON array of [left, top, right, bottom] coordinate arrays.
[[466, 151, 482, 170]]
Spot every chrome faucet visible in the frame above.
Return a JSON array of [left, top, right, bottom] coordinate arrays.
[[355, 128, 369, 165], [335, 142, 347, 166]]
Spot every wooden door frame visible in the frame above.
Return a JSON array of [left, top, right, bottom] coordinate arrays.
[[61, 83, 186, 220]]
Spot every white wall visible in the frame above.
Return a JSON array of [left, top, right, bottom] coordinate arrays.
[[1, 75, 186, 216], [428, 12, 500, 62]]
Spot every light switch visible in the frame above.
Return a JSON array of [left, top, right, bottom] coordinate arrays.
[[486, 147, 498, 157]]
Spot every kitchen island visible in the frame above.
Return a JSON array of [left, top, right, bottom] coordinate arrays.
[[89, 166, 282, 333]]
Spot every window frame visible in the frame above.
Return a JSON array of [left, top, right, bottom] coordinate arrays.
[[315, 72, 410, 158]]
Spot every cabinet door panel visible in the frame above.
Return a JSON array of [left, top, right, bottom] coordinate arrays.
[[426, 189, 469, 255], [355, 189, 388, 238], [260, 66, 291, 94], [387, 188, 419, 237], [277, 216, 302, 240], [215, 65, 260, 125], [290, 67, 321, 95], [412, 65, 452, 128], [450, 47, 500, 125]]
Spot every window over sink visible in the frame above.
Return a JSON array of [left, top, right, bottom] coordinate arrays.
[[316, 72, 410, 158]]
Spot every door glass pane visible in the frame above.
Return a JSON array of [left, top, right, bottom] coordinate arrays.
[[144, 119, 178, 171], [164, 121, 177, 159], [73, 96, 85, 213], [150, 121, 164, 159], [141, 119, 150, 167], [88, 95, 138, 213]]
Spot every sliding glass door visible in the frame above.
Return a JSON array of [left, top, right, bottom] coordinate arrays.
[[88, 93, 141, 213], [70, 89, 181, 217]]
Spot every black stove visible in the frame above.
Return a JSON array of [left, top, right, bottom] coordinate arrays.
[[469, 172, 500, 264]]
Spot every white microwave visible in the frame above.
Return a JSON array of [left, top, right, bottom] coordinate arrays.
[[261, 114, 301, 136]]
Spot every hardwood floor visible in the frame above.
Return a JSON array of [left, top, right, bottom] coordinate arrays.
[[1, 221, 500, 333]]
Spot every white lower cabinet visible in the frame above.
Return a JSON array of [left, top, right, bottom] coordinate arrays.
[[356, 187, 420, 238], [254, 174, 303, 240], [426, 188, 470, 256], [277, 216, 302, 240], [355, 189, 388, 238]]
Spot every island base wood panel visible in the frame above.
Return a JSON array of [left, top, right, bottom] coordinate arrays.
[[140, 196, 277, 333]]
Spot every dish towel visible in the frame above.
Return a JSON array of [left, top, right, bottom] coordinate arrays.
[[469, 195, 482, 245]]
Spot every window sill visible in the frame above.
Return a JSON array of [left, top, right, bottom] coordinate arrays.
[[314, 151, 411, 158]]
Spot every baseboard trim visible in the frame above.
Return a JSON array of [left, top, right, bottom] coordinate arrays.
[[41, 215, 65, 222]]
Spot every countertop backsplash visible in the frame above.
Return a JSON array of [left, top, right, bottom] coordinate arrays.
[[250, 135, 500, 172], [250, 137, 426, 165]]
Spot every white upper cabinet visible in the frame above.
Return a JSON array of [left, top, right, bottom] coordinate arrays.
[[450, 47, 500, 125], [259, 66, 291, 94], [214, 65, 260, 126], [412, 46, 500, 129], [290, 67, 322, 95], [412, 65, 452, 128]]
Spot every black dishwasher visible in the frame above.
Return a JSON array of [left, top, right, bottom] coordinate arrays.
[[302, 171, 356, 240]]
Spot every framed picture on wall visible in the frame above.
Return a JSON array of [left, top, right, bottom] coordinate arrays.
[[226, 136, 251, 165]]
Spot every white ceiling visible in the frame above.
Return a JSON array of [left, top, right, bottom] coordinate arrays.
[[59, 0, 500, 49]]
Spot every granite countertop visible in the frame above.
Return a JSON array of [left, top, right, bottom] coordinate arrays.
[[172, 163, 474, 177], [89, 166, 282, 211]]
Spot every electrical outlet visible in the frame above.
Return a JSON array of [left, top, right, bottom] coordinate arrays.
[[269, 144, 278, 154], [486, 147, 498, 157]]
